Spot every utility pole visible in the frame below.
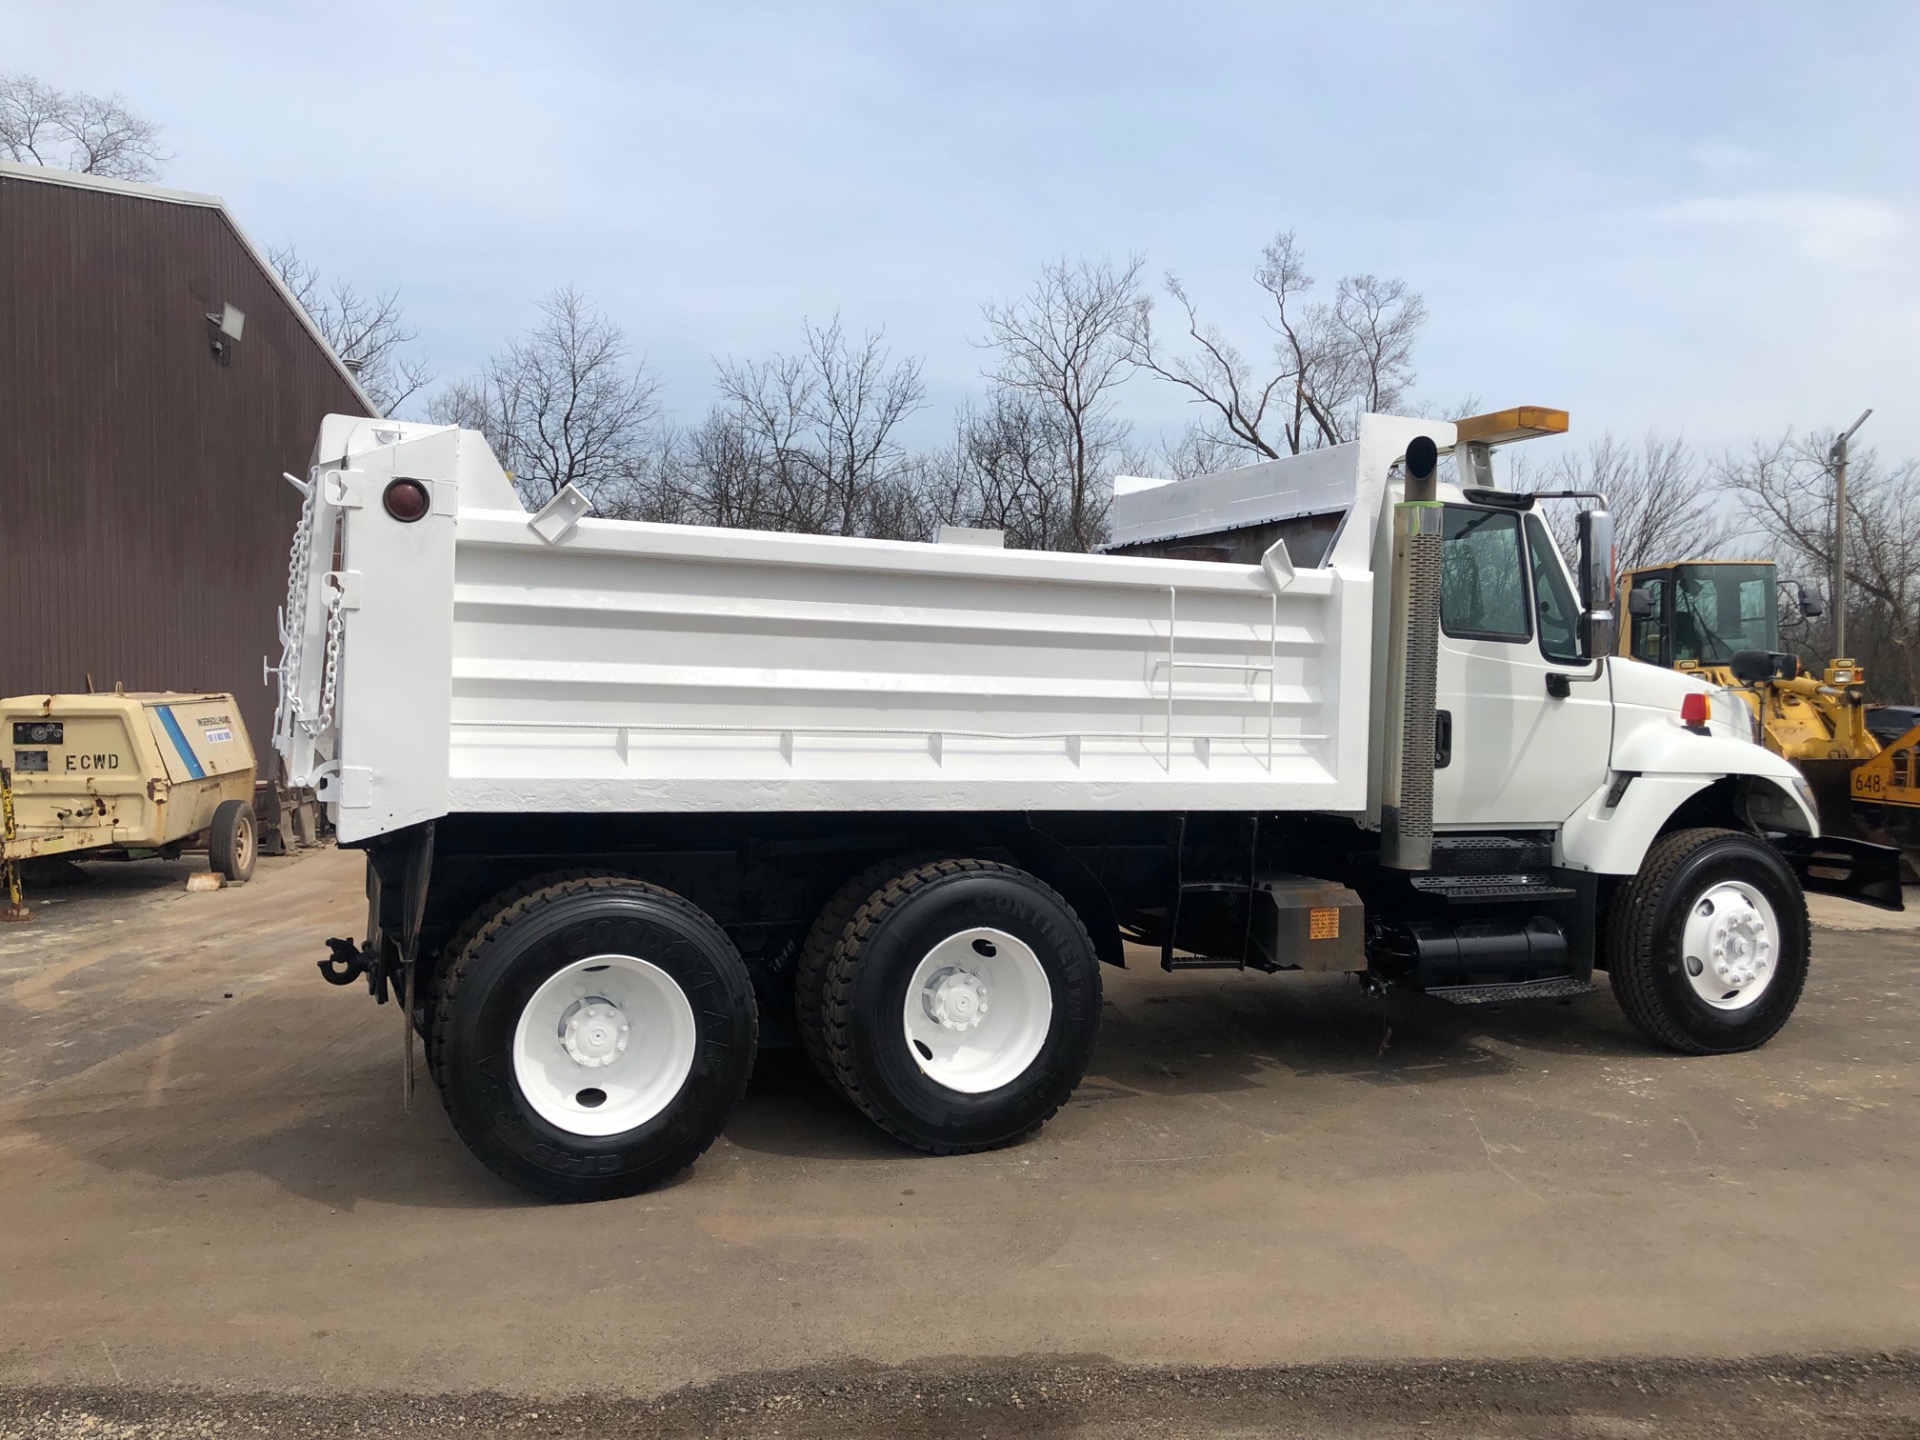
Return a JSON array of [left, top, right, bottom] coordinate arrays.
[[1830, 409, 1872, 659]]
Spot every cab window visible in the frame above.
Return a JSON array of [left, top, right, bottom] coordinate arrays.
[[1440, 507, 1530, 642], [1525, 514, 1583, 663]]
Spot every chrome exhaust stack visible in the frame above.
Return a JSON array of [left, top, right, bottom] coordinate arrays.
[[1380, 436, 1443, 872]]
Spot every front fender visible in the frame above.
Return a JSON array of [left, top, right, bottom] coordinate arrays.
[[1559, 719, 1819, 876], [1608, 718, 1805, 784]]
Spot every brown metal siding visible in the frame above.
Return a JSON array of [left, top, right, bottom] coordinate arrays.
[[0, 175, 372, 762]]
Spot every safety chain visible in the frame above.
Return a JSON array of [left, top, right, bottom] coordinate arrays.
[[273, 471, 318, 741], [312, 586, 346, 736], [272, 469, 345, 739]]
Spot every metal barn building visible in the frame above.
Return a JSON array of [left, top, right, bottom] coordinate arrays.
[[0, 159, 376, 758]]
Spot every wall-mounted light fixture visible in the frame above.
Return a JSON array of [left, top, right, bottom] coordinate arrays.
[[206, 302, 245, 365]]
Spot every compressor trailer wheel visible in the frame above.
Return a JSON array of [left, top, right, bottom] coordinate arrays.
[[208, 799, 256, 883]]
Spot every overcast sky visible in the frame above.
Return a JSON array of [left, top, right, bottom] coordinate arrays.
[[10, 1, 1918, 465]]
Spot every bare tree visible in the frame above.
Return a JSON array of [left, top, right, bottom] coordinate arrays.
[[1513, 433, 1733, 573], [268, 243, 433, 415], [1124, 231, 1426, 460], [1716, 431, 1920, 700], [709, 315, 927, 538], [926, 393, 1080, 551], [1150, 423, 1256, 480], [0, 74, 168, 180], [429, 287, 662, 511], [980, 256, 1144, 550]]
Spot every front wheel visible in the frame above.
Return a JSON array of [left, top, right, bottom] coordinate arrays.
[[433, 875, 757, 1202], [1606, 827, 1810, 1055]]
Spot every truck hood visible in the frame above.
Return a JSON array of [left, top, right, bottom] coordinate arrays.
[[1607, 657, 1804, 785]]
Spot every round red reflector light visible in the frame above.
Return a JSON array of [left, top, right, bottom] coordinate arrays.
[[383, 478, 430, 522]]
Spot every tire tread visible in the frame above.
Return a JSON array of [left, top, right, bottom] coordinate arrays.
[[794, 853, 941, 1091], [1605, 827, 1809, 1055], [433, 871, 757, 1202], [822, 857, 1097, 1154]]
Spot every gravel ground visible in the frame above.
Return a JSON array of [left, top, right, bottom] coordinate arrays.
[[5, 1353, 1919, 1439], [3, 850, 1917, 1437]]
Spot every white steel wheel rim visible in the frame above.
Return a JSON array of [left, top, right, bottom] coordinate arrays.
[[902, 927, 1053, 1095], [1680, 880, 1780, 1011], [511, 953, 697, 1137]]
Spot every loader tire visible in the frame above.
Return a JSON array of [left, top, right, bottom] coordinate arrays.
[[823, 859, 1101, 1154], [208, 800, 256, 883], [433, 875, 757, 1202], [1606, 827, 1809, 1055]]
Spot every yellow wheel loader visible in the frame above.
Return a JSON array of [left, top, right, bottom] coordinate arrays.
[[1616, 559, 1920, 865]]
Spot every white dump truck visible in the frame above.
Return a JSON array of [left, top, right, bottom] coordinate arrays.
[[272, 406, 1896, 1202]]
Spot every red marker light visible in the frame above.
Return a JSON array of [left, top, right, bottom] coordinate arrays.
[[383, 478, 430, 522], [1680, 692, 1710, 726]]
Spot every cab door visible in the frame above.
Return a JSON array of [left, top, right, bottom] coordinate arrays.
[[1429, 504, 1613, 827]]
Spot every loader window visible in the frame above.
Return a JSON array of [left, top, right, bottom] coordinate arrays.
[[1630, 576, 1669, 665], [1440, 507, 1530, 642], [1671, 564, 1778, 665], [1525, 514, 1583, 663]]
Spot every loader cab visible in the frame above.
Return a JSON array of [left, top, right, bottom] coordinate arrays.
[[1620, 561, 1779, 671]]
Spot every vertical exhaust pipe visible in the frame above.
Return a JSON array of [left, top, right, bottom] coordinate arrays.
[[1380, 436, 1443, 871]]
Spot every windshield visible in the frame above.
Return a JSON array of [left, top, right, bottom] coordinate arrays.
[[1670, 564, 1778, 663]]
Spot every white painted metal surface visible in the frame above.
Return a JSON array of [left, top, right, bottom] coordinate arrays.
[[279, 416, 1404, 844], [903, 927, 1053, 1093], [511, 952, 699, 1136], [1108, 443, 1364, 550], [1681, 881, 1779, 1010], [272, 410, 1809, 872]]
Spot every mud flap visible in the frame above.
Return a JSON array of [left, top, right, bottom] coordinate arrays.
[[1771, 834, 1905, 912]]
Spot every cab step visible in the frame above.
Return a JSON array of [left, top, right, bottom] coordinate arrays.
[[1161, 954, 1246, 972], [1425, 976, 1603, 1005], [1411, 873, 1578, 904]]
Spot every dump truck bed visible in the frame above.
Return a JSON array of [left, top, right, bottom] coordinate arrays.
[[279, 416, 1447, 843]]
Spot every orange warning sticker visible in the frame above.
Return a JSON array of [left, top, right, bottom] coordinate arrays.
[[1309, 907, 1340, 940]]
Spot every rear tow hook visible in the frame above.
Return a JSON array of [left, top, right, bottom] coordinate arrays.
[[321, 936, 402, 1004]]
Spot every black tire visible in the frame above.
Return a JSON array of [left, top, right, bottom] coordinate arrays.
[[208, 799, 256, 883], [794, 853, 940, 1093], [421, 869, 622, 1084], [1606, 827, 1810, 1055], [823, 859, 1102, 1154], [433, 875, 758, 1202]]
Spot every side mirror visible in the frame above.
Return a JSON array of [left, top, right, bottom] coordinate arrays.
[[1627, 587, 1655, 618], [1799, 591, 1825, 619], [1576, 508, 1617, 657], [1730, 649, 1776, 684]]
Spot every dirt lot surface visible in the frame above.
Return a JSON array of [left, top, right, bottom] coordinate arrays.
[[1, 847, 1916, 1438]]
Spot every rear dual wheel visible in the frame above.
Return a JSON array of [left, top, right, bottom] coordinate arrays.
[[433, 875, 757, 1202], [814, 859, 1103, 1153]]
